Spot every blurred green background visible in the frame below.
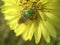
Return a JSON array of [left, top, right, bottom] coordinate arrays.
[[0, 0, 60, 45]]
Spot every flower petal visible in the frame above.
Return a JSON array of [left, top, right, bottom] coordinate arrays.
[[44, 12, 60, 29], [22, 22, 34, 41], [34, 22, 41, 44], [14, 24, 26, 36], [41, 21, 50, 43], [43, 20, 57, 38]]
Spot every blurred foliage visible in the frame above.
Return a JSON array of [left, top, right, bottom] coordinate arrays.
[[0, 0, 60, 45]]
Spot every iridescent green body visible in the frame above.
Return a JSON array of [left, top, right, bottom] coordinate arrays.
[[24, 8, 35, 17], [18, 8, 35, 24]]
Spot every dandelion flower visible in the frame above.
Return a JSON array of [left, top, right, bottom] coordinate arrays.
[[1, 0, 60, 44]]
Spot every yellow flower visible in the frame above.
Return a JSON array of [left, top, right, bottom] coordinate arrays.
[[1, 0, 60, 44]]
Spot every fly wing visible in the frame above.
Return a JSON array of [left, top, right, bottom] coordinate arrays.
[[18, 16, 27, 24]]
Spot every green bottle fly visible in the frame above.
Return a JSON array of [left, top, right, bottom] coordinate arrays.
[[18, 8, 35, 24]]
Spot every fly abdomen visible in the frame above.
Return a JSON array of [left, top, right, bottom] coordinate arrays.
[[18, 16, 27, 24]]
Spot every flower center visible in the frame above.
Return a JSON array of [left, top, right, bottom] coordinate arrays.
[[18, 0, 45, 24]]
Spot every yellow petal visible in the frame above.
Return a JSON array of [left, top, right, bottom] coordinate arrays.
[[22, 23, 34, 41], [44, 12, 60, 22], [14, 24, 26, 36], [34, 22, 41, 44], [41, 21, 50, 43], [43, 20, 57, 38]]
